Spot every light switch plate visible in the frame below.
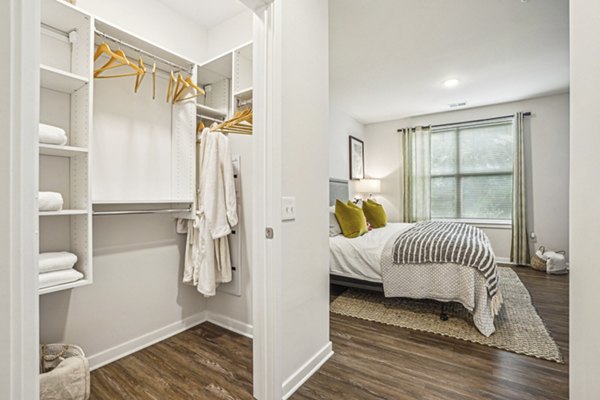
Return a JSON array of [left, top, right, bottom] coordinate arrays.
[[282, 196, 296, 221]]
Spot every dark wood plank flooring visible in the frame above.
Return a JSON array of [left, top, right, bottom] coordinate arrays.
[[90, 266, 568, 400], [90, 323, 253, 400], [295, 266, 569, 400]]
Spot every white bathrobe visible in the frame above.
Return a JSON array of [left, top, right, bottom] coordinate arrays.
[[179, 128, 238, 296]]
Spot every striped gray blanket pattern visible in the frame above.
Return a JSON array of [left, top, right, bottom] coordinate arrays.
[[392, 221, 502, 314]]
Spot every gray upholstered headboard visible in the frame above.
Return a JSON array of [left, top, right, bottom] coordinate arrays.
[[329, 178, 349, 206]]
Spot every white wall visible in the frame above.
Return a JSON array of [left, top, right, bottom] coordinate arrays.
[[278, 0, 332, 394], [364, 93, 570, 261], [77, 0, 208, 62], [329, 104, 365, 198], [205, 10, 253, 61], [570, 0, 600, 397]]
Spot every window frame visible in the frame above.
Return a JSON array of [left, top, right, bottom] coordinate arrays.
[[430, 119, 514, 223]]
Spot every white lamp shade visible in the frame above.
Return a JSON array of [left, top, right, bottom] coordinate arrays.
[[356, 179, 381, 194]]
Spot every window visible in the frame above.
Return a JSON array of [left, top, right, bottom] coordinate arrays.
[[430, 120, 513, 221]]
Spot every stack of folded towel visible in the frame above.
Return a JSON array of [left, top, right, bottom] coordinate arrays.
[[39, 192, 64, 212], [39, 123, 68, 146], [39, 252, 83, 289]]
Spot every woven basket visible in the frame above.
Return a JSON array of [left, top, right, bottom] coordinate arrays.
[[40, 344, 85, 373], [531, 246, 547, 271]]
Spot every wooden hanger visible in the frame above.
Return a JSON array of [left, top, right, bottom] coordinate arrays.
[[94, 44, 143, 78], [166, 71, 176, 102], [196, 120, 205, 134], [172, 73, 189, 103], [175, 76, 206, 103], [134, 56, 146, 93], [212, 108, 253, 135]]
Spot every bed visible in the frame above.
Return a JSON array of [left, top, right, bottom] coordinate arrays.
[[329, 179, 501, 336]]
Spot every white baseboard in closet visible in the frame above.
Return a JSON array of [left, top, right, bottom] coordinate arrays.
[[207, 311, 254, 339], [87, 311, 208, 371], [282, 341, 334, 400]]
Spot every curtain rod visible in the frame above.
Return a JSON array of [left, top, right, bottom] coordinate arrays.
[[396, 112, 532, 132], [95, 30, 194, 73]]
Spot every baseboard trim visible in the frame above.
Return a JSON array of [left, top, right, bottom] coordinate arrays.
[[496, 257, 511, 264], [282, 341, 333, 400], [207, 311, 253, 339], [88, 311, 208, 371]]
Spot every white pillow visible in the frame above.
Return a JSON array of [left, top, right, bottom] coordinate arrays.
[[329, 206, 342, 237]]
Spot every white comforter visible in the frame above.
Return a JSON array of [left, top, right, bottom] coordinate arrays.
[[329, 223, 496, 336], [329, 223, 413, 282]]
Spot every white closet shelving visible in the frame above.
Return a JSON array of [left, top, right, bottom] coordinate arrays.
[[91, 19, 196, 206], [39, 0, 94, 295], [196, 42, 253, 297]]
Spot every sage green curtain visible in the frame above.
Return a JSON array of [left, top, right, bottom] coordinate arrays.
[[511, 112, 530, 264], [402, 126, 431, 223]]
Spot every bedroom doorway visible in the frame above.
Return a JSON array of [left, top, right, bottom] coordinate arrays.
[[316, 1, 570, 398]]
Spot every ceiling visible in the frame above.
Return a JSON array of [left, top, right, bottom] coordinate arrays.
[[156, 0, 248, 29], [329, 0, 569, 124]]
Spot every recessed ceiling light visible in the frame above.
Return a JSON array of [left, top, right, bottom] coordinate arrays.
[[443, 79, 460, 88]]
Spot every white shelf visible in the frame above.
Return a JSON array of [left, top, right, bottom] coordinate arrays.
[[39, 144, 88, 157], [39, 278, 91, 296], [197, 103, 227, 118], [234, 87, 253, 101], [39, 209, 89, 216], [40, 64, 88, 94]]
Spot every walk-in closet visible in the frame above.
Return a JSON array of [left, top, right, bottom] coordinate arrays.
[[36, 0, 255, 397]]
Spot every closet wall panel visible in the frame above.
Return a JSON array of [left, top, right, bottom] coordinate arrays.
[[93, 77, 177, 203]]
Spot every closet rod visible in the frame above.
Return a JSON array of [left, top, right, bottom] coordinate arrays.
[[197, 114, 224, 123], [93, 207, 192, 216], [95, 30, 194, 73], [396, 112, 531, 132], [41, 23, 71, 38]]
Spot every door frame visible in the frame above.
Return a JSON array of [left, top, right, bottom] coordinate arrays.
[[0, 0, 40, 398], [249, 1, 284, 399]]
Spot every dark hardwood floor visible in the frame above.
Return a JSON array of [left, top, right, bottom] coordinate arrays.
[[90, 266, 568, 400], [89, 323, 254, 400], [295, 266, 569, 400]]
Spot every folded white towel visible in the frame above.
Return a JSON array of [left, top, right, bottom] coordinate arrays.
[[39, 252, 78, 274], [39, 192, 64, 211], [39, 269, 84, 289], [39, 123, 67, 146]]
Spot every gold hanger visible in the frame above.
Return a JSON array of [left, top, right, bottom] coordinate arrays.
[[212, 108, 253, 135], [166, 71, 176, 102], [196, 120, 205, 134], [175, 76, 206, 102], [134, 56, 146, 93], [94, 45, 143, 78], [172, 73, 189, 103]]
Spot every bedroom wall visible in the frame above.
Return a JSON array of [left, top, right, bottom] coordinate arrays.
[[278, 0, 332, 394], [39, 1, 242, 369], [329, 104, 366, 198], [364, 92, 570, 261], [570, 0, 600, 396]]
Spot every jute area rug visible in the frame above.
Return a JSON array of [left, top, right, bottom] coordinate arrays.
[[330, 267, 563, 363]]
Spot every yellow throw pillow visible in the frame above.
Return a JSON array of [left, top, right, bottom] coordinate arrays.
[[335, 200, 368, 238], [362, 199, 387, 228]]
